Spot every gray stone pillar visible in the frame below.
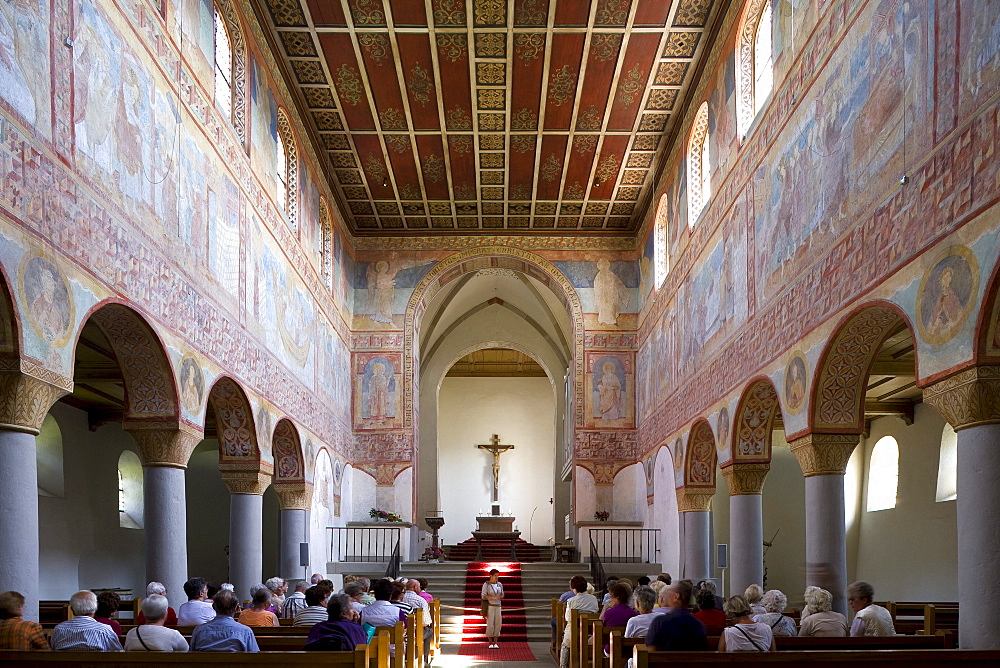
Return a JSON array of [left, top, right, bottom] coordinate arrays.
[[0, 430, 41, 621], [676, 488, 714, 581], [275, 483, 313, 582], [721, 463, 769, 596], [790, 433, 859, 616], [955, 423, 1000, 649], [923, 366, 1000, 649], [222, 471, 271, 602], [0, 371, 66, 622], [126, 423, 202, 611]]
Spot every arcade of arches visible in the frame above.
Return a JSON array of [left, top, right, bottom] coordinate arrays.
[[1, 0, 1000, 651]]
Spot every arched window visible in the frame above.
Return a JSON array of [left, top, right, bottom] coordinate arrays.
[[736, 0, 774, 136], [276, 109, 298, 230], [654, 194, 669, 288], [118, 450, 144, 529], [935, 423, 957, 502], [213, 3, 233, 123], [687, 102, 710, 225], [212, 0, 247, 146], [866, 435, 899, 512], [320, 199, 333, 290]]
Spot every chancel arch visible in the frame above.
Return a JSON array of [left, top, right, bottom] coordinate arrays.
[[411, 249, 580, 549]]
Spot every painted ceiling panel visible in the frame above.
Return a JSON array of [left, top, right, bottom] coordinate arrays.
[[257, 0, 722, 235]]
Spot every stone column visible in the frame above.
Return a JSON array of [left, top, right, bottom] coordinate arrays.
[[789, 433, 859, 616], [275, 483, 313, 582], [0, 369, 67, 622], [221, 471, 271, 602], [676, 489, 714, 582], [720, 463, 769, 595], [124, 421, 202, 611], [923, 365, 1000, 650]]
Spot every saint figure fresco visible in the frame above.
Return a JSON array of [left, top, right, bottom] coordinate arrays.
[[594, 258, 629, 325], [917, 248, 978, 345]]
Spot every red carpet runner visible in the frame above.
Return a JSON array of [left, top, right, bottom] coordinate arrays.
[[457, 562, 536, 661]]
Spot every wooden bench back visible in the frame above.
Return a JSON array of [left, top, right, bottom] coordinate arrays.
[[0, 646, 371, 666], [632, 648, 998, 668], [404, 610, 422, 668], [587, 620, 627, 668], [568, 610, 599, 668], [373, 620, 405, 668]]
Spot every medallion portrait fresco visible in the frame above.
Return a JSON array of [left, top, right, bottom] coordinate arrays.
[[916, 246, 979, 346], [783, 352, 808, 415]]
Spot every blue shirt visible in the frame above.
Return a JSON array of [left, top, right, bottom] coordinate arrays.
[[189, 616, 260, 652], [645, 607, 708, 651], [50, 616, 123, 652]]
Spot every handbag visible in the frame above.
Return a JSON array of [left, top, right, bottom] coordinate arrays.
[[480, 599, 490, 618]]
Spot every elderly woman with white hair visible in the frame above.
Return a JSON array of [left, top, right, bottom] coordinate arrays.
[[265, 577, 287, 608], [137, 582, 178, 626], [125, 595, 189, 652], [847, 581, 895, 637], [751, 590, 796, 637], [798, 587, 847, 637]]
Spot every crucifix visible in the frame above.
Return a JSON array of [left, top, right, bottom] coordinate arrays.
[[477, 434, 515, 505]]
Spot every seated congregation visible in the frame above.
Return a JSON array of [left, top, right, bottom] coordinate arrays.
[[0, 571, 436, 656]]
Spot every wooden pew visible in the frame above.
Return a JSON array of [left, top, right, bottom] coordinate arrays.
[[567, 610, 599, 668], [551, 599, 566, 659], [404, 610, 423, 668], [430, 599, 441, 657], [373, 621, 405, 668], [0, 645, 374, 667], [587, 620, 627, 668], [608, 631, 953, 668], [632, 647, 999, 668]]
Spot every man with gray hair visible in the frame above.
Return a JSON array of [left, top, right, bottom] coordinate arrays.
[[190, 591, 259, 652], [124, 595, 188, 652], [50, 591, 123, 651], [282, 581, 308, 619]]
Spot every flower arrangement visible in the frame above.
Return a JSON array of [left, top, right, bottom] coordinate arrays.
[[370, 508, 403, 523], [421, 546, 445, 561], [595, 511, 610, 521]]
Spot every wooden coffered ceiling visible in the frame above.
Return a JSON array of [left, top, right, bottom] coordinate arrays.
[[254, 0, 723, 236]]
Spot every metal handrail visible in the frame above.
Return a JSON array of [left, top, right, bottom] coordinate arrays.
[[385, 540, 401, 579], [587, 528, 660, 564], [328, 527, 402, 566], [589, 534, 606, 591]]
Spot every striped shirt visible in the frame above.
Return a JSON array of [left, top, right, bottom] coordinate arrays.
[[293, 606, 330, 627], [281, 592, 307, 619], [0, 618, 49, 650], [50, 616, 123, 651]]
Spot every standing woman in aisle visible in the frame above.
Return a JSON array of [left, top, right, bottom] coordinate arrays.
[[481, 569, 504, 648]]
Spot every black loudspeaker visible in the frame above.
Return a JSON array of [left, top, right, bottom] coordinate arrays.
[[299, 543, 309, 567], [717, 544, 728, 569]]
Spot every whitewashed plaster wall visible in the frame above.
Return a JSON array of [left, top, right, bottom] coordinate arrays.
[[649, 446, 681, 578], [855, 408, 957, 601], [612, 463, 645, 521], [38, 403, 146, 599], [759, 437, 807, 607], [348, 467, 376, 523], [437, 376, 556, 546], [575, 466, 597, 532], [186, 440, 237, 585]]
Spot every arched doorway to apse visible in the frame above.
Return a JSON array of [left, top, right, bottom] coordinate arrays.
[[42, 302, 185, 601], [797, 302, 932, 613], [187, 376, 270, 602], [408, 248, 583, 549]]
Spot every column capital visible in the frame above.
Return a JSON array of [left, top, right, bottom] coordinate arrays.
[[0, 367, 69, 434], [922, 365, 1000, 430], [675, 487, 714, 512], [220, 470, 272, 495], [720, 462, 770, 495], [274, 482, 313, 510], [124, 421, 203, 468], [789, 433, 860, 477]]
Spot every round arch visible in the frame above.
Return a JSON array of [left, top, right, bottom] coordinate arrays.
[[205, 375, 264, 470], [810, 302, 917, 434], [0, 262, 22, 362], [73, 300, 180, 422], [404, 246, 585, 431], [272, 418, 305, 483], [729, 376, 784, 463], [684, 419, 718, 489], [975, 256, 1000, 362]]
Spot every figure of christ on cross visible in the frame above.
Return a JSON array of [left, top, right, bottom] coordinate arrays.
[[477, 434, 515, 504]]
